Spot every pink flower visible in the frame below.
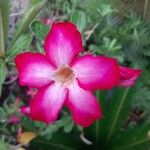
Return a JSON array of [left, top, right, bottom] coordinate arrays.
[[117, 66, 142, 87], [15, 22, 141, 127]]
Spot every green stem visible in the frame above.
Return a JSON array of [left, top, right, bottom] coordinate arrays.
[[105, 87, 130, 143], [0, 9, 5, 57], [143, 0, 149, 19]]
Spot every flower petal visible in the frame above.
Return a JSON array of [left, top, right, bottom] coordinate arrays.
[[30, 83, 67, 124], [66, 81, 102, 127], [15, 52, 55, 88], [44, 22, 83, 67], [117, 66, 142, 87], [72, 55, 120, 90]]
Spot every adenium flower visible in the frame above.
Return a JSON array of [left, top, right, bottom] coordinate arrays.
[[15, 22, 141, 127]]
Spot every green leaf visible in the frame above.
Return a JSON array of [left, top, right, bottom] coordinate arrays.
[[104, 87, 134, 144], [0, 140, 8, 150], [0, 0, 10, 43], [0, 107, 7, 122], [63, 118, 74, 133], [11, 0, 45, 43], [89, 87, 136, 148], [40, 115, 75, 140], [84, 90, 107, 148], [35, 42, 44, 53], [100, 87, 139, 145], [6, 34, 33, 61], [30, 20, 50, 41], [57, 115, 73, 128], [71, 10, 86, 32], [40, 124, 59, 140], [0, 60, 7, 83]]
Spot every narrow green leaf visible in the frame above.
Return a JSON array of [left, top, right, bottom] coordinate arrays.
[[6, 34, 33, 61], [84, 90, 107, 148], [106, 87, 131, 143], [0, 9, 5, 57], [11, 0, 45, 43], [71, 10, 86, 32], [0, 60, 7, 83], [30, 20, 50, 41], [0, 107, 7, 122], [94, 86, 137, 147], [0, 0, 10, 43]]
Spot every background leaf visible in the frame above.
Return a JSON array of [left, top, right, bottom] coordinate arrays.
[[71, 10, 87, 32], [6, 34, 33, 61], [0, 60, 7, 84], [30, 20, 50, 41]]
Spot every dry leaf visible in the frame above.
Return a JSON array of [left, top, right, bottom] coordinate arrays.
[[18, 132, 37, 145]]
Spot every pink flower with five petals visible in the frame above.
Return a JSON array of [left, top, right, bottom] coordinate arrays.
[[15, 22, 141, 127]]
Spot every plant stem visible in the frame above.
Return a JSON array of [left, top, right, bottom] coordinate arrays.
[[143, 0, 149, 19], [0, 9, 5, 57]]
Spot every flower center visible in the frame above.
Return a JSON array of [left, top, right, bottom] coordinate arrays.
[[54, 67, 74, 84]]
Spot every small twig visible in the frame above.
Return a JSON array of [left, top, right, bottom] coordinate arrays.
[[80, 132, 93, 145], [85, 23, 99, 40]]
